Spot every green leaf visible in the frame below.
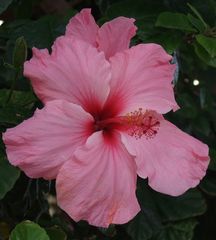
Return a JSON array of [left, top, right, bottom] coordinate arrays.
[[0, 0, 13, 15], [152, 189, 207, 221], [159, 33, 182, 54], [141, 31, 182, 54], [46, 226, 67, 240], [10, 221, 50, 240], [155, 12, 196, 32], [187, 3, 208, 29], [127, 210, 162, 240], [0, 89, 36, 107], [10, 12, 76, 49], [194, 42, 216, 67], [0, 89, 36, 125], [126, 182, 162, 240], [127, 182, 205, 240], [11, 16, 55, 49], [151, 219, 197, 240], [196, 34, 216, 58], [187, 14, 206, 32], [0, 156, 20, 200], [0, 105, 32, 125], [13, 36, 27, 68], [200, 175, 216, 196]]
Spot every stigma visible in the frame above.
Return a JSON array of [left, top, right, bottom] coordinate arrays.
[[123, 108, 160, 139]]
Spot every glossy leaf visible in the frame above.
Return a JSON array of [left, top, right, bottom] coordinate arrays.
[[196, 34, 216, 58], [187, 3, 208, 29], [10, 221, 50, 240], [156, 12, 196, 32], [142, 31, 182, 54], [187, 14, 206, 32], [194, 42, 216, 67]]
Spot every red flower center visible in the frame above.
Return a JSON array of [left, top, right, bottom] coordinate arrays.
[[94, 108, 160, 139]]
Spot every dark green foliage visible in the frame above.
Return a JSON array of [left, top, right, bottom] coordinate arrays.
[[0, 0, 216, 239], [156, 12, 197, 32], [0, 156, 20, 200], [10, 221, 50, 240], [0, 0, 13, 15]]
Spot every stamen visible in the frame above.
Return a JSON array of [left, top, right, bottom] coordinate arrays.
[[94, 108, 160, 139], [124, 108, 160, 139]]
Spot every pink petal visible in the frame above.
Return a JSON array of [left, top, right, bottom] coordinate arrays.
[[103, 44, 178, 117], [24, 36, 111, 115], [97, 17, 137, 59], [3, 100, 93, 180], [121, 119, 209, 196], [56, 131, 140, 227], [66, 8, 99, 47]]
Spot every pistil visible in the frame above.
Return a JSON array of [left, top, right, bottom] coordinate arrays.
[[94, 108, 161, 139]]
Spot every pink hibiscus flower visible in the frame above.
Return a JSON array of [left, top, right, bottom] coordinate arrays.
[[3, 9, 209, 227], [65, 8, 137, 59]]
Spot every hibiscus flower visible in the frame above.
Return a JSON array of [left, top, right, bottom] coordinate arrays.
[[3, 9, 209, 227], [65, 8, 137, 59]]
